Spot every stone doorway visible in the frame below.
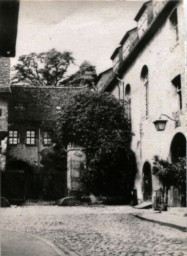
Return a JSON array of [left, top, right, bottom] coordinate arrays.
[[142, 162, 152, 201]]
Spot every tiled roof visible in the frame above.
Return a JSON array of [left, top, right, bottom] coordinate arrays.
[[8, 85, 85, 122]]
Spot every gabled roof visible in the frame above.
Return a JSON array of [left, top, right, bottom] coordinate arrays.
[[134, 1, 151, 22], [110, 45, 121, 60], [120, 27, 137, 45], [8, 85, 85, 122], [97, 67, 113, 79], [96, 68, 113, 92], [0, 86, 11, 94]]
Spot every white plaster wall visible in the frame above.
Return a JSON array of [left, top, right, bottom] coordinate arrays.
[[111, 2, 185, 201]]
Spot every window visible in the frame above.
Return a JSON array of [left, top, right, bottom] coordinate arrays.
[[14, 103, 26, 111], [125, 84, 131, 120], [172, 75, 182, 110], [26, 131, 36, 145], [141, 65, 149, 117], [43, 131, 51, 146], [9, 130, 19, 145], [169, 9, 178, 41]]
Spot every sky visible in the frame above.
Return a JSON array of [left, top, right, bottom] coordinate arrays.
[[12, 0, 144, 75]]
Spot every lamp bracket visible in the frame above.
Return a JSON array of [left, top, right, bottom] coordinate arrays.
[[159, 114, 178, 122]]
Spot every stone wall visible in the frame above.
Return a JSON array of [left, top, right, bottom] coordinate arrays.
[[67, 144, 86, 194], [0, 57, 11, 171]]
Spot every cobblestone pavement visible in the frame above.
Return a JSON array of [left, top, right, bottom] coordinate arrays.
[[0, 206, 186, 256]]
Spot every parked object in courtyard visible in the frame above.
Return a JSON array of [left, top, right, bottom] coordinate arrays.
[[57, 197, 82, 206], [0, 197, 10, 207]]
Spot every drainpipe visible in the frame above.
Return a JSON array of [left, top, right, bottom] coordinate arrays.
[[38, 126, 40, 173], [139, 122, 143, 159], [122, 81, 125, 105]]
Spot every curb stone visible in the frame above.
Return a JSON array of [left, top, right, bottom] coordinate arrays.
[[29, 232, 80, 256], [131, 214, 187, 232], [1, 229, 80, 256]]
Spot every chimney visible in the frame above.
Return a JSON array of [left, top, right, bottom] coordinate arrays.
[[0, 57, 10, 87]]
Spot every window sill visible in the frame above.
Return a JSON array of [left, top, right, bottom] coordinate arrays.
[[25, 144, 36, 147]]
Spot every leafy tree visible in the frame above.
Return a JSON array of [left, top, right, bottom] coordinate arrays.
[[55, 89, 137, 198], [153, 156, 186, 206], [40, 144, 67, 198], [12, 49, 75, 86], [172, 157, 186, 204], [60, 61, 97, 89]]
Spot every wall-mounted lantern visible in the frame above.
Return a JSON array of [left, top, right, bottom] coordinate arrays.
[[153, 114, 179, 131], [153, 119, 168, 131]]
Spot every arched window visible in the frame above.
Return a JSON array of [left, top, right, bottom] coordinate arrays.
[[141, 65, 149, 117], [170, 132, 186, 163], [142, 162, 152, 201], [125, 84, 131, 120], [169, 8, 179, 41], [171, 74, 182, 110]]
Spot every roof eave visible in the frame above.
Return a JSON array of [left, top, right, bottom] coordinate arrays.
[[134, 1, 151, 22], [104, 0, 179, 92]]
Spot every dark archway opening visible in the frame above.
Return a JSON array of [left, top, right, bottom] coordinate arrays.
[[142, 162, 152, 201], [125, 84, 131, 120], [3, 159, 37, 204], [140, 65, 148, 79], [170, 133, 186, 206], [170, 133, 186, 163]]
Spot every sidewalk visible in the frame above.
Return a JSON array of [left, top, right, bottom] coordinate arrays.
[[1, 230, 64, 256], [132, 207, 187, 232]]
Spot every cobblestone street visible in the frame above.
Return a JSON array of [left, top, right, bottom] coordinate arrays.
[[0, 206, 186, 256]]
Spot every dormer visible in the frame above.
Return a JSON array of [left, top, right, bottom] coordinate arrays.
[[152, 0, 168, 18], [134, 1, 153, 38], [111, 46, 122, 73], [120, 28, 138, 60]]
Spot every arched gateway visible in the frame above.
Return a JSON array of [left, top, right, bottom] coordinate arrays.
[[170, 132, 186, 163], [142, 162, 152, 201], [169, 133, 186, 206]]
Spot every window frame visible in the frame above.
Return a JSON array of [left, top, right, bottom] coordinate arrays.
[[9, 130, 19, 145], [169, 8, 179, 41], [43, 131, 52, 146], [26, 130, 36, 146], [172, 75, 182, 110]]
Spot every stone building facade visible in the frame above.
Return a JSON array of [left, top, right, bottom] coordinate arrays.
[[97, 0, 186, 206], [0, 58, 11, 171], [2, 85, 85, 202]]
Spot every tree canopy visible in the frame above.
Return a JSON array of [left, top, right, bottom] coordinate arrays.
[[12, 49, 75, 86], [60, 61, 97, 89], [12, 49, 97, 88], [153, 156, 186, 206], [55, 90, 137, 197]]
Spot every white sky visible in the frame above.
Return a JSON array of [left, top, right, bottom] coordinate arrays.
[[12, 0, 144, 75], [12, 0, 187, 75]]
